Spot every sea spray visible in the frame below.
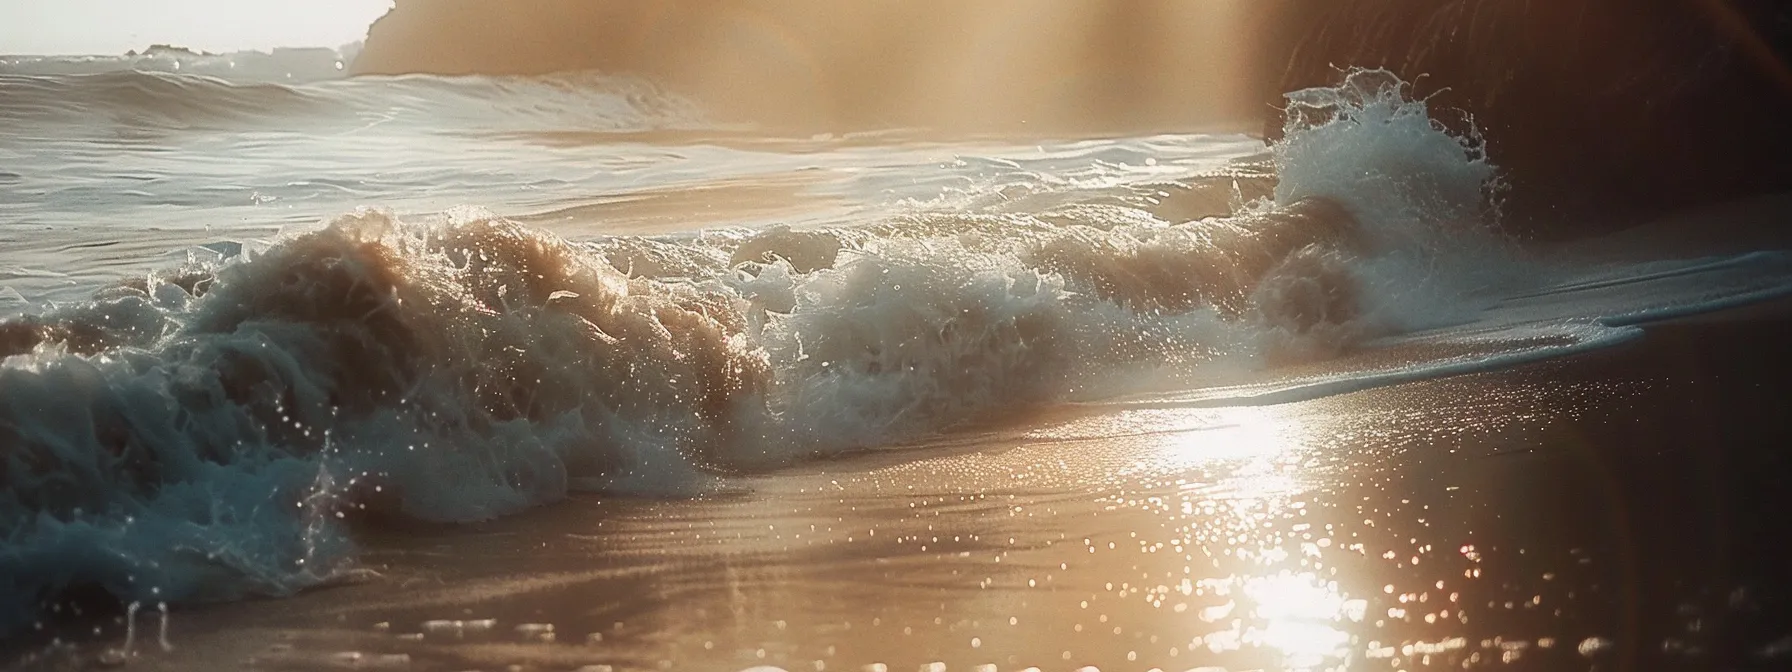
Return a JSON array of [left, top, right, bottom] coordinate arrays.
[[1270, 68, 1520, 334]]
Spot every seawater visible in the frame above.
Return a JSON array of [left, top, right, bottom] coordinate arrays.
[[2, 52, 1790, 635]]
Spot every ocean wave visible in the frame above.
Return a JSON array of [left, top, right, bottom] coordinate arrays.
[[0, 70, 329, 130], [1, 47, 355, 84], [0, 69, 1507, 634], [0, 69, 702, 135]]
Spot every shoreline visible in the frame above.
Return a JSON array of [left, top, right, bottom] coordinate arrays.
[[9, 262, 1792, 672]]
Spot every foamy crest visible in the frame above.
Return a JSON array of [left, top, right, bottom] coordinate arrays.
[[1271, 67, 1519, 333]]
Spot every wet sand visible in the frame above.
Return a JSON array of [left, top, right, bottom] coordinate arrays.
[[10, 299, 1791, 671]]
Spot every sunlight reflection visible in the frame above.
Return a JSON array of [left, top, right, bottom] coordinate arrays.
[[1116, 404, 1365, 669], [1245, 571, 1352, 661], [1186, 406, 1294, 461], [1140, 405, 1306, 498]]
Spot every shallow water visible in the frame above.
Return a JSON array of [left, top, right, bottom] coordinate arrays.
[[24, 312, 1792, 671], [4, 52, 1792, 669]]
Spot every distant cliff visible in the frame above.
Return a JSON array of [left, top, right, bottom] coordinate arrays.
[[353, 0, 1792, 235]]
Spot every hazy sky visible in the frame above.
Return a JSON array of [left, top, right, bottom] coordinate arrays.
[[0, 0, 393, 55]]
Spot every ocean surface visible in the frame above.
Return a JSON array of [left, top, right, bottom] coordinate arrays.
[[4, 49, 1792, 670]]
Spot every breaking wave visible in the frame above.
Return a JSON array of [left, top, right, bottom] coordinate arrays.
[[0, 69, 1507, 633]]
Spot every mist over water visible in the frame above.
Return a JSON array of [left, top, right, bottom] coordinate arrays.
[[3, 52, 1791, 643]]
